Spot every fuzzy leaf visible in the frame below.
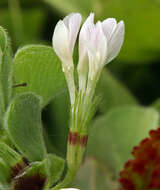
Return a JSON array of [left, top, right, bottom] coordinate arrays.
[[13, 45, 66, 107], [5, 93, 47, 161], [47, 154, 65, 185]]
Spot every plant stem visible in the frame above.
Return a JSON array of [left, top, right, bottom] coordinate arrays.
[[51, 168, 76, 190]]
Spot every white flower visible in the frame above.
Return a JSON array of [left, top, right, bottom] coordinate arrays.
[[52, 13, 82, 72], [102, 18, 125, 63], [52, 13, 82, 105], [77, 13, 124, 94], [52, 12, 125, 105]]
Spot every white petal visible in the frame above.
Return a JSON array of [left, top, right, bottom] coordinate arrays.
[[77, 13, 94, 91], [78, 13, 94, 64], [86, 21, 107, 81], [63, 13, 75, 27], [87, 22, 107, 67], [52, 20, 71, 62], [95, 21, 107, 65], [106, 21, 125, 63], [102, 18, 117, 40], [68, 13, 82, 53], [64, 13, 82, 53]]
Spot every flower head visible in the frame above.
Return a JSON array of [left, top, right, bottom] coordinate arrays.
[[52, 12, 125, 106]]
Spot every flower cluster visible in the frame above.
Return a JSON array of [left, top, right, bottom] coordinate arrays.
[[52, 12, 124, 107], [119, 127, 160, 190]]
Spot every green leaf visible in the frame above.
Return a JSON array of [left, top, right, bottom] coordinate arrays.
[[73, 157, 119, 190], [87, 106, 159, 175], [97, 69, 137, 113], [0, 26, 13, 125], [5, 93, 47, 161], [13, 45, 66, 107], [47, 154, 65, 185]]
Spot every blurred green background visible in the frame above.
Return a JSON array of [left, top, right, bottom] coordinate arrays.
[[1, 0, 160, 189]]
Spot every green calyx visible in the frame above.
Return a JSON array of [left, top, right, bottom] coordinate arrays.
[[70, 90, 100, 134]]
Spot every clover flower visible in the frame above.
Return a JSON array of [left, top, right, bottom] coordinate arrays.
[[78, 14, 124, 95], [119, 127, 160, 190], [53, 12, 125, 170], [53, 12, 124, 105]]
